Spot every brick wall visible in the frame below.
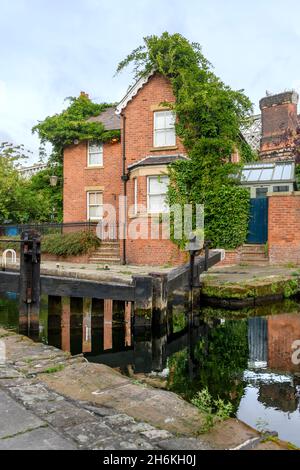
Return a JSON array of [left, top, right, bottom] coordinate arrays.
[[123, 73, 186, 166], [63, 73, 187, 266], [122, 73, 186, 265], [63, 140, 122, 223], [268, 193, 300, 264], [216, 248, 242, 267]]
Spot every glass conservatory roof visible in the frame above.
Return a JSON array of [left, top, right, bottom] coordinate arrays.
[[241, 162, 295, 184]]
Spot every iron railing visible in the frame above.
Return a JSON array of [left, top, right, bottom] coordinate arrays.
[[0, 221, 120, 240]]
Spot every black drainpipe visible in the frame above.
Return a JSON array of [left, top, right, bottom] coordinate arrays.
[[121, 113, 128, 265]]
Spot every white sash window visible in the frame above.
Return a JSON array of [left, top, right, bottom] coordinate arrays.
[[88, 141, 103, 167], [154, 111, 176, 148], [147, 176, 169, 213], [87, 191, 103, 220]]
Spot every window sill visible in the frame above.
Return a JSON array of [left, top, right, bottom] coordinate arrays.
[[128, 212, 170, 219], [85, 166, 104, 169], [150, 146, 178, 152]]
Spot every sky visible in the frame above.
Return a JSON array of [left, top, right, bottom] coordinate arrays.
[[1, 0, 300, 163]]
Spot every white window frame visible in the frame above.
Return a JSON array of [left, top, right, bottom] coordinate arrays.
[[133, 177, 138, 215], [87, 141, 103, 167], [147, 176, 169, 214], [153, 110, 176, 148], [87, 191, 103, 221]]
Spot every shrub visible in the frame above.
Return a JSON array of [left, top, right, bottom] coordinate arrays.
[[42, 231, 100, 257]]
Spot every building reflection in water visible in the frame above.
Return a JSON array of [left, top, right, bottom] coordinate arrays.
[[1, 291, 300, 446]]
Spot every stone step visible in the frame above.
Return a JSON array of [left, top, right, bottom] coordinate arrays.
[[242, 244, 266, 254], [240, 259, 269, 266], [89, 257, 121, 265], [94, 246, 120, 253], [241, 252, 268, 260], [241, 254, 269, 262], [98, 241, 120, 246], [92, 250, 120, 256]]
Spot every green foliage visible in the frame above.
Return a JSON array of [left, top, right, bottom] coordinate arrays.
[[26, 165, 63, 222], [0, 142, 63, 223], [191, 387, 233, 433], [32, 95, 120, 164], [118, 32, 254, 249], [167, 319, 248, 414], [172, 311, 187, 333], [283, 279, 299, 298], [0, 147, 28, 223], [0, 141, 33, 163], [42, 231, 100, 257], [193, 320, 248, 409], [43, 364, 65, 374]]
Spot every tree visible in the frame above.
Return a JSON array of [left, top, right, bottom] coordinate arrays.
[[26, 164, 63, 222], [31, 94, 121, 223], [0, 144, 26, 223], [0, 141, 33, 164], [117, 32, 255, 248], [0, 142, 60, 224], [32, 94, 120, 165]]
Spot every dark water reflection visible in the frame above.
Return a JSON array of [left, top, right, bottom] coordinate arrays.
[[0, 293, 300, 447]]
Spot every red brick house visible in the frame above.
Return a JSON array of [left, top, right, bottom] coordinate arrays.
[[63, 70, 300, 267], [63, 72, 188, 266]]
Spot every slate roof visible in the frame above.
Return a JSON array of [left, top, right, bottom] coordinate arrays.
[[128, 154, 187, 171], [87, 107, 121, 130]]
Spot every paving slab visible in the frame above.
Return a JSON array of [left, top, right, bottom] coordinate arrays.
[[91, 436, 156, 450], [0, 327, 292, 451], [0, 389, 44, 439], [159, 437, 212, 450], [7, 383, 64, 406], [64, 421, 114, 447], [0, 427, 77, 450]]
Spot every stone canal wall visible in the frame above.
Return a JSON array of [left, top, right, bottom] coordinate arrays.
[[0, 328, 289, 450]]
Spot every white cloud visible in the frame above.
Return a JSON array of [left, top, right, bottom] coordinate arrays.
[[1, 0, 300, 161]]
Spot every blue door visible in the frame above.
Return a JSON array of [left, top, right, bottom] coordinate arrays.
[[247, 198, 268, 244]]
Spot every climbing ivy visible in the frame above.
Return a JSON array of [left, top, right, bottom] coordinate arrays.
[[32, 95, 120, 164], [117, 32, 255, 248]]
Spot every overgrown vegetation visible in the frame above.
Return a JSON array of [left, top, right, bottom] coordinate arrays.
[[41, 231, 100, 257], [117, 32, 255, 249], [32, 94, 120, 165], [30, 94, 121, 223], [191, 388, 233, 433]]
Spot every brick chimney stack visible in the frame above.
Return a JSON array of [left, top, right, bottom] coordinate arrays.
[[259, 91, 299, 160]]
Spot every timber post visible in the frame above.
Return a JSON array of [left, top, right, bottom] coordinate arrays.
[[150, 272, 168, 327], [19, 230, 41, 338], [133, 275, 153, 328]]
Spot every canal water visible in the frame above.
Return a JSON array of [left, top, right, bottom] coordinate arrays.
[[0, 292, 299, 447]]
